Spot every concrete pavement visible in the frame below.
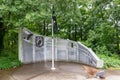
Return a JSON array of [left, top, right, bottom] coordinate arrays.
[[0, 62, 120, 80]]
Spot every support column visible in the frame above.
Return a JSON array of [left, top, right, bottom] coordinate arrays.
[[18, 27, 23, 62], [33, 35, 35, 63], [44, 37, 47, 62]]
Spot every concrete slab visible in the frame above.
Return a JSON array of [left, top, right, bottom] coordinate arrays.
[[30, 72, 86, 80], [0, 62, 120, 80], [106, 75, 120, 80]]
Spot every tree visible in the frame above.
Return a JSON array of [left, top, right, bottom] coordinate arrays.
[[0, 0, 119, 55], [108, 0, 120, 54]]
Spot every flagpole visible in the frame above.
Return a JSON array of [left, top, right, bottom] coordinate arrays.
[[51, 4, 56, 70]]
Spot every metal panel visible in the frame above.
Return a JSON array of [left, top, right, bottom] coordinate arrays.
[[23, 39, 33, 63], [19, 28, 104, 68]]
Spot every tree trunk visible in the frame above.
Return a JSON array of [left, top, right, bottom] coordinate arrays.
[[43, 20, 46, 35], [80, 26, 83, 41], [115, 24, 119, 54], [68, 26, 71, 40], [0, 18, 5, 52], [74, 25, 77, 41]]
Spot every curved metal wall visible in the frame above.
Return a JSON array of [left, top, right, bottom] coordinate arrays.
[[19, 28, 103, 68]]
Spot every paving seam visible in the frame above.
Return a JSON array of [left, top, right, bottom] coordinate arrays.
[[27, 70, 51, 80]]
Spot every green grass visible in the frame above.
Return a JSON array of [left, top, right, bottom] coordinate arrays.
[[0, 55, 21, 70], [97, 53, 120, 69]]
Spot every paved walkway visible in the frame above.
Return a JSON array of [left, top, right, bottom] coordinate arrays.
[[0, 62, 120, 80]]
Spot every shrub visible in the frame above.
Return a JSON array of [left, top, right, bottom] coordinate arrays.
[[97, 53, 120, 69]]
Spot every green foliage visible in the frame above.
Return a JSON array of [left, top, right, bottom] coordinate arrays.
[[85, 22, 117, 53], [0, 0, 120, 69], [3, 28, 18, 50], [0, 55, 21, 69], [95, 45, 112, 55], [97, 53, 120, 69]]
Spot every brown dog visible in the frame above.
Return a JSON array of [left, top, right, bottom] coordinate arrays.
[[83, 65, 105, 79]]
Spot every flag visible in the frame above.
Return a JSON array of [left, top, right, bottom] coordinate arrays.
[[52, 5, 58, 33], [0, 18, 3, 27]]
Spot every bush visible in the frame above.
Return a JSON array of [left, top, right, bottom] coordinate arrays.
[[95, 45, 112, 55], [0, 56, 21, 69], [97, 53, 120, 69], [0, 49, 21, 69]]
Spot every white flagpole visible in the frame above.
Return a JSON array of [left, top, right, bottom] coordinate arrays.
[[51, 4, 56, 70]]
